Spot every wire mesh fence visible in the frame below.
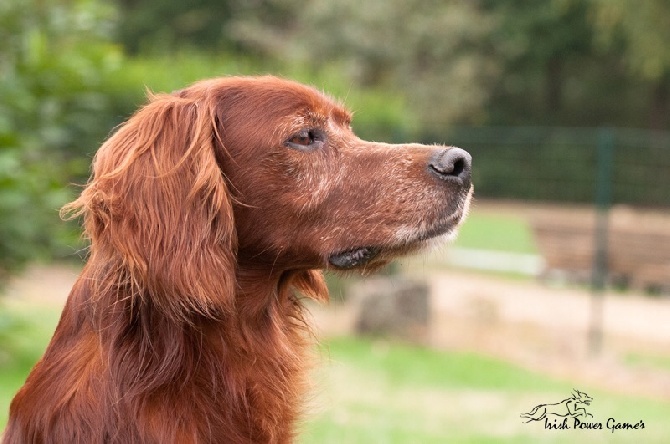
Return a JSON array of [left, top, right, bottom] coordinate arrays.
[[434, 127, 670, 208]]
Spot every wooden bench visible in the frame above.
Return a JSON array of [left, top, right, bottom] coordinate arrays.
[[530, 210, 670, 293]]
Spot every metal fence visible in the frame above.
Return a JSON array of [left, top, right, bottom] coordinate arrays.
[[433, 126, 670, 208], [428, 126, 670, 353]]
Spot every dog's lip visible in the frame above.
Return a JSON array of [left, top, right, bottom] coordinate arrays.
[[413, 217, 461, 243], [401, 206, 467, 245], [327, 216, 461, 270], [327, 193, 471, 270], [328, 246, 381, 269]]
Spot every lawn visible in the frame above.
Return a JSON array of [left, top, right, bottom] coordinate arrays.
[[0, 303, 62, 427], [303, 337, 670, 443], [2, 304, 668, 443], [452, 212, 538, 255]]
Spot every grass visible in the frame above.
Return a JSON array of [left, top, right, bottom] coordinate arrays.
[[625, 352, 670, 372], [0, 303, 61, 427], [452, 212, 538, 255], [2, 305, 668, 443], [301, 337, 670, 443], [403, 210, 541, 278]]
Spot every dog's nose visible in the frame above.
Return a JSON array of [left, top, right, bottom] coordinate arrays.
[[428, 147, 472, 184]]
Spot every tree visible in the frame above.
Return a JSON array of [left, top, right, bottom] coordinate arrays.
[[483, 0, 593, 123], [228, 0, 670, 131], [591, 0, 670, 129], [230, 0, 500, 131], [114, 0, 236, 53], [0, 0, 129, 282]]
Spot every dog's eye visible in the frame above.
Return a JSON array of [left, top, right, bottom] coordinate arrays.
[[289, 131, 313, 146], [286, 129, 325, 151]]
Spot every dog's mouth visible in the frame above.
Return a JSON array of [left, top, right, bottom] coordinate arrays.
[[327, 215, 463, 270], [327, 194, 472, 270], [328, 247, 382, 269]]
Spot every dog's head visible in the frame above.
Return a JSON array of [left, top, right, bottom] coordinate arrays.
[[178, 76, 473, 271], [65, 76, 471, 317]]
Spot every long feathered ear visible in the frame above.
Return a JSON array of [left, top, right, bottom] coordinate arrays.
[[63, 92, 236, 321]]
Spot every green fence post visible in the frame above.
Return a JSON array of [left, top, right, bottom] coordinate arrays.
[[588, 128, 614, 356]]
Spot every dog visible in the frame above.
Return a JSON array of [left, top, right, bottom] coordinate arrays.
[[3, 76, 472, 443]]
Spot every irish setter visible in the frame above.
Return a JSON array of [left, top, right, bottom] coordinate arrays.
[[4, 76, 472, 443]]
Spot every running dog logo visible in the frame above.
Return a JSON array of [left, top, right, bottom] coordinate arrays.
[[521, 389, 593, 423]]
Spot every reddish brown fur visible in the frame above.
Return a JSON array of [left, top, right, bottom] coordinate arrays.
[[3, 76, 472, 443]]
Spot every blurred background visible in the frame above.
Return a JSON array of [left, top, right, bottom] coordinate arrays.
[[1, 0, 670, 442]]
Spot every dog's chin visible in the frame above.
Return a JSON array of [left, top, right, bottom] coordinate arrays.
[[327, 209, 468, 271]]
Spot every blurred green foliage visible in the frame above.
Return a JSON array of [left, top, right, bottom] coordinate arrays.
[[109, 0, 670, 129], [0, 303, 62, 427], [0, 0, 126, 279], [115, 0, 235, 54], [118, 54, 415, 142], [224, 0, 670, 131]]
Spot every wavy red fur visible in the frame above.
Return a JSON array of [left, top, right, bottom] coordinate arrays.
[[3, 76, 472, 443]]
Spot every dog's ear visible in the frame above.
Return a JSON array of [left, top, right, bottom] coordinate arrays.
[[63, 92, 236, 321]]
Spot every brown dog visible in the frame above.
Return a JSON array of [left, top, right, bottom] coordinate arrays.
[[4, 76, 472, 443]]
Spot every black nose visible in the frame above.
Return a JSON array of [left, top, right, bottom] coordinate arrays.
[[428, 147, 472, 184]]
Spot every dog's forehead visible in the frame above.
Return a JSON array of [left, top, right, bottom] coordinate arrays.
[[256, 78, 351, 125], [196, 76, 351, 124]]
